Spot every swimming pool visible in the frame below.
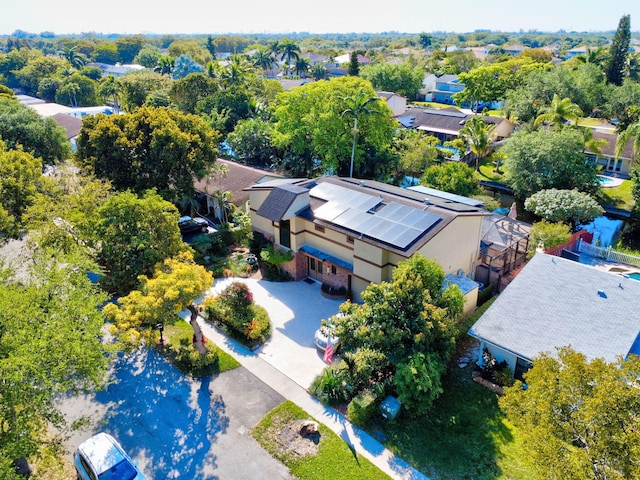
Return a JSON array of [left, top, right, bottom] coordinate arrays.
[[597, 175, 623, 188], [629, 272, 640, 281]]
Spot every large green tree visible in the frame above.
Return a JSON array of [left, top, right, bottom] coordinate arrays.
[[117, 70, 173, 111], [420, 161, 480, 197], [0, 251, 111, 475], [95, 190, 187, 294], [503, 128, 600, 199], [360, 61, 424, 100], [333, 254, 463, 415], [76, 106, 219, 201], [392, 129, 438, 183], [500, 347, 640, 480], [273, 76, 395, 178], [604, 14, 631, 86], [533, 93, 584, 128], [0, 97, 71, 163], [0, 140, 42, 238], [524, 189, 604, 230], [104, 250, 213, 346]]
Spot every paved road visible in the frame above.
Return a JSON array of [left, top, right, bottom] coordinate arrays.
[[58, 348, 292, 480]]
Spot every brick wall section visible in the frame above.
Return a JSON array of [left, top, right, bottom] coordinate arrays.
[[281, 251, 307, 281], [322, 263, 350, 291]]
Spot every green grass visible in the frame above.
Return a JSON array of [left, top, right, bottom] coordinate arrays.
[[253, 401, 392, 480], [476, 156, 509, 182], [377, 297, 534, 480], [600, 179, 635, 210], [163, 320, 241, 374]]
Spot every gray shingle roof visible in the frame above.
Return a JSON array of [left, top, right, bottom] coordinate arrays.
[[469, 253, 640, 363], [256, 184, 307, 222]]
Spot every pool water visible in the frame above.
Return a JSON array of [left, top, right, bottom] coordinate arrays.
[[629, 272, 640, 281]]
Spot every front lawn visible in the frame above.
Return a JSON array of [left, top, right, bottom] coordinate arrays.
[[476, 156, 509, 182], [382, 364, 531, 480], [253, 401, 391, 480]]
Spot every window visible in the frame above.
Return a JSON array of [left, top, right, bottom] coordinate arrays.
[[315, 225, 325, 233], [331, 265, 337, 275], [347, 235, 354, 244], [279, 219, 291, 248]]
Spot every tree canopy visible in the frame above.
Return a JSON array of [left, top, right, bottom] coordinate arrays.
[[502, 128, 600, 199], [0, 251, 111, 472], [272, 76, 395, 178], [333, 254, 463, 415], [95, 190, 187, 294], [0, 97, 71, 163], [76, 106, 220, 202], [604, 14, 631, 86], [104, 250, 213, 346], [524, 189, 604, 229], [500, 347, 640, 480], [420, 161, 480, 197]]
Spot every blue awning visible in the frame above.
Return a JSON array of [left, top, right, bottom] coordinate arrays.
[[299, 245, 353, 271]]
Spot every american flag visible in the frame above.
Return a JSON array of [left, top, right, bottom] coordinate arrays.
[[323, 334, 334, 364]]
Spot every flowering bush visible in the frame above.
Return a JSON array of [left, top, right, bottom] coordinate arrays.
[[218, 281, 253, 310]]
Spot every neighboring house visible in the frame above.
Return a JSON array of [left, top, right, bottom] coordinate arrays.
[[503, 44, 528, 56], [468, 253, 640, 380], [418, 73, 438, 101], [565, 45, 590, 60], [584, 129, 635, 177], [395, 106, 516, 144], [86, 62, 146, 78], [424, 74, 465, 104], [193, 159, 282, 221], [467, 46, 489, 60], [332, 53, 371, 67], [377, 91, 407, 116], [475, 214, 531, 292], [51, 113, 83, 151], [300, 52, 329, 66], [247, 176, 490, 311]]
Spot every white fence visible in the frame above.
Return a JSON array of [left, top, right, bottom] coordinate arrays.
[[578, 241, 640, 267]]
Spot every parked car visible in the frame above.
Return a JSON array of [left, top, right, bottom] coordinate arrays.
[[178, 215, 209, 233], [74, 432, 147, 480], [314, 314, 343, 352]]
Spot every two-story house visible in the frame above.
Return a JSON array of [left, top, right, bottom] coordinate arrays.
[[247, 176, 491, 312]]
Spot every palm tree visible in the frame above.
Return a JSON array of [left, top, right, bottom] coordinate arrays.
[[534, 94, 584, 128], [459, 115, 495, 171], [58, 45, 86, 69], [251, 48, 276, 76], [626, 52, 640, 81], [154, 55, 175, 76], [220, 55, 253, 88], [294, 57, 310, 78], [279, 39, 300, 76], [99, 75, 120, 113], [340, 91, 381, 178], [576, 46, 608, 68], [615, 120, 640, 164]]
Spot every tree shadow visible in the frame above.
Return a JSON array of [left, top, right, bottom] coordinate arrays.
[[94, 349, 229, 479]]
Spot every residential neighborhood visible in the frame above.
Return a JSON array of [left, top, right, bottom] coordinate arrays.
[[2, 10, 640, 480]]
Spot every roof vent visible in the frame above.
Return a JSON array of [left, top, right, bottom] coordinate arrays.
[[359, 180, 365, 187], [424, 198, 430, 207]]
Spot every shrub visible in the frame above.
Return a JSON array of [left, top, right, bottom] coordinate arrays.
[[342, 348, 392, 392], [243, 304, 270, 342], [347, 388, 380, 427], [218, 281, 253, 310], [166, 340, 219, 378], [479, 348, 514, 386], [310, 364, 352, 405]]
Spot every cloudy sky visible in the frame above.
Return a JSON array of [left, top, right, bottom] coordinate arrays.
[[2, 0, 639, 35]]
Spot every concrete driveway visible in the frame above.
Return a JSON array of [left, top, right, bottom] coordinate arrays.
[[59, 349, 292, 480], [208, 278, 344, 389]]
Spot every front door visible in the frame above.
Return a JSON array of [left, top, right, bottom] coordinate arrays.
[[308, 256, 323, 281]]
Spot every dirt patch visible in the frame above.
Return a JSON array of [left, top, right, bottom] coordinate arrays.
[[275, 419, 321, 457]]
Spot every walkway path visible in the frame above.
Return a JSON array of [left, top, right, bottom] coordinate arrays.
[[190, 309, 429, 480]]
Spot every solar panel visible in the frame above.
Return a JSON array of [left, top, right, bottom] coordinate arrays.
[[311, 182, 382, 212], [314, 201, 349, 222]]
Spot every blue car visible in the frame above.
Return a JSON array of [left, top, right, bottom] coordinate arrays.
[[74, 432, 147, 480]]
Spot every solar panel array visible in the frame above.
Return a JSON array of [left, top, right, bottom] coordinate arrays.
[[312, 183, 442, 250]]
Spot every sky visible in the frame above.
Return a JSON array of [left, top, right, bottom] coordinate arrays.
[[2, 0, 640, 36]]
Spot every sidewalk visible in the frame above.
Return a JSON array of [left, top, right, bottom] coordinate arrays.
[[190, 312, 430, 480]]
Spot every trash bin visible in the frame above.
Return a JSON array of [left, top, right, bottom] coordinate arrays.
[[380, 395, 401, 420]]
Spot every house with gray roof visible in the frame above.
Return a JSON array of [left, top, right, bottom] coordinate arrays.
[[468, 253, 640, 379]]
